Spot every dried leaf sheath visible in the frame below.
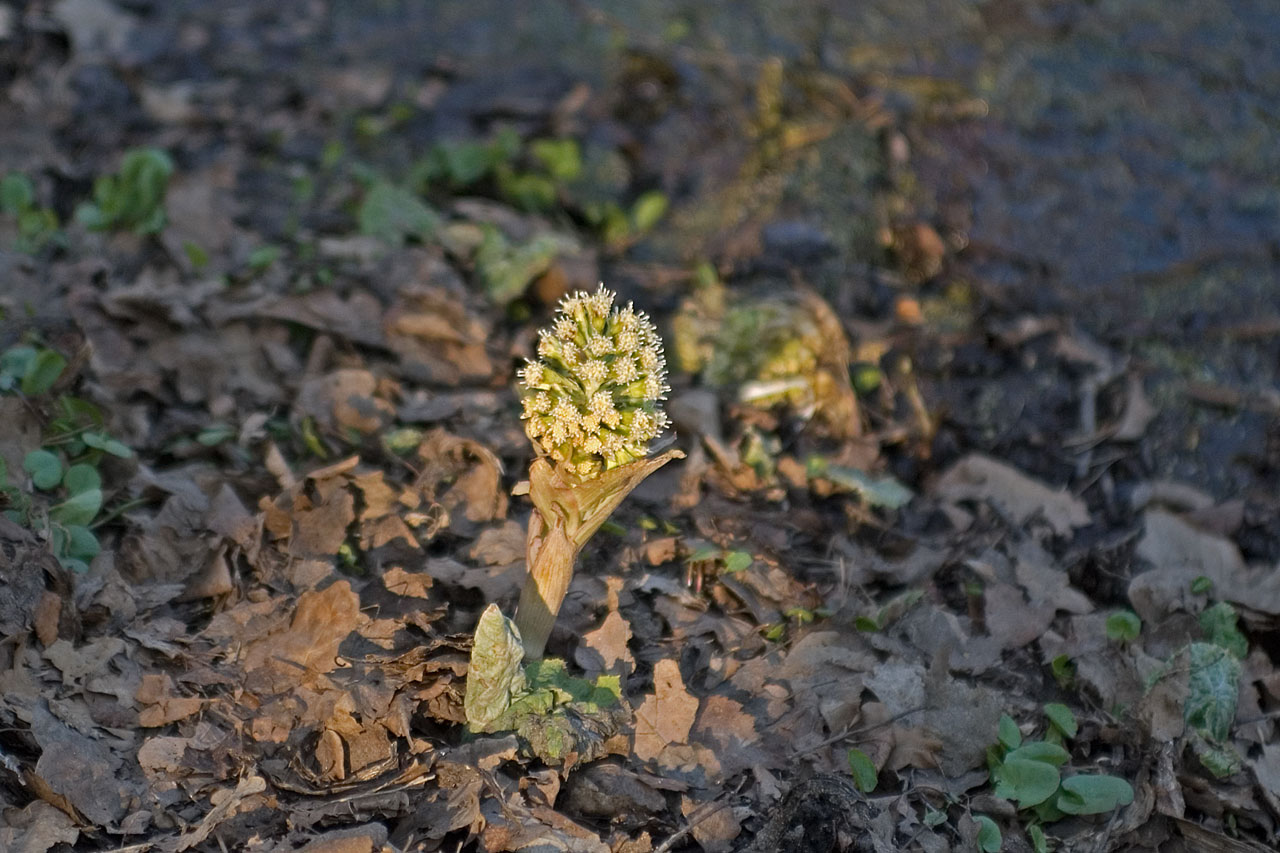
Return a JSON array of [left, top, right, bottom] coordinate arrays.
[[516, 450, 682, 658]]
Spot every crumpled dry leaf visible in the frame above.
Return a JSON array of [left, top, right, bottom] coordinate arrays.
[[295, 368, 397, 435], [136, 673, 204, 727], [0, 799, 80, 852], [633, 659, 699, 763], [574, 610, 635, 678], [240, 580, 364, 691], [933, 453, 1089, 536], [1132, 508, 1280, 618]]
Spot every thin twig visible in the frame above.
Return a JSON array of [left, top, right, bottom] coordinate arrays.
[[654, 796, 734, 853]]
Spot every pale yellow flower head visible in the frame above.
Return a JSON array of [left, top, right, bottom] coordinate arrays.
[[519, 284, 670, 477]]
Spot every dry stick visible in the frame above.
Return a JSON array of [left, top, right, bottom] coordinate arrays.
[[653, 795, 735, 853]]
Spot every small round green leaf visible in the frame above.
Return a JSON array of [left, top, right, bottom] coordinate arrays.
[[993, 757, 1061, 807], [23, 449, 63, 490], [1056, 774, 1134, 815], [50, 488, 101, 526], [974, 815, 1002, 853], [1105, 610, 1141, 642], [630, 190, 669, 234], [21, 348, 67, 395], [723, 550, 753, 573], [63, 463, 101, 495], [846, 748, 877, 793], [64, 524, 100, 561], [1043, 703, 1078, 739]]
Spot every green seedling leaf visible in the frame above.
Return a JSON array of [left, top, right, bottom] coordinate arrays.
[[497, 169, 557, 211], [21, 348, 67, 395], [1050, 654, 1075, 687], [64, 524, 100, 561], [1, 345, 37, 388], [379, 427, 422, 455], [82, 431, 133, 458], [1105, 610, 1141, 642], [924, 808, 947, 828], [438, 139, 498, 187], [993, 757, 1061, 807], [1199, 601, 1248, 659], [630, 190, 668, 234], [197, 423, 237, 447], [183, 241, 210, 269], [854, 615, 879, 632], [1043, 703, 1077, 739], [1, 172, 35, 213], [464, 603, 528, 731], [1190, 733, 1242, 778], [997, 714, 1022, 750], [1006, 742, 1070, 767], [1190, 575, 1213, 595], [846, 748, 877, 792], [474, 228, 575, 305], [63, 463, 101, 496], [359, 181, 440, 245], [685, 543, 721, 563], [722, 550, 753, 573], [1055, 774, 1134, 815], [248, 245, 282, 270], [530, 138, 583, 182], [1028, 824, 1050, 853], [809, 458, 913, 509], [23, 450, 63, 490], [51, 488, 102, 526], [973, 815, 1002, 852], [76, 147, 174, 234]]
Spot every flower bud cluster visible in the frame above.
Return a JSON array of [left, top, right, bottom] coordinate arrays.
[[519, 285, 670, 478]]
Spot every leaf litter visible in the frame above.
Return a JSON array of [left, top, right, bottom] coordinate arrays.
[[0, 4, 1279, 853]]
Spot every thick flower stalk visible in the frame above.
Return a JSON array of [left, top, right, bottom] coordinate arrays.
[[519, 285, 671, 479], [512, 285, 681, 659]]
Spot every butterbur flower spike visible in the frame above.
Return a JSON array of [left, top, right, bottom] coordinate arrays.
[[512, 284, 682, 659], [519, 284, 671, 479]]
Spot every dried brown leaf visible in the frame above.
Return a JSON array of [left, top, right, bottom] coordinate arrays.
[[934, 453, 1089, 535], [633, 659, 699, 762]]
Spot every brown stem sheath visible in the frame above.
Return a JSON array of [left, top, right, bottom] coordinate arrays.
[[513, 508, 578, 659], [513, 451, 683, 660]]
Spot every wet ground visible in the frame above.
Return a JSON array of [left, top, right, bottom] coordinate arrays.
[[314, 0, 1280, 499]]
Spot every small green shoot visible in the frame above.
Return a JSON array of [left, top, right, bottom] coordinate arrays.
[[0, 344, 67, 396], [985, 704, 1133, 840], [973, 815, 1002, 852], [1105, 610, 1141, 642], [1043, 703, 1077, 745], [1050, 654, 1075, 688], [76, 147, 174, 234], [1, 172, 63, 252], [846, 748, 877, 792], [358, 181, 440, 245]]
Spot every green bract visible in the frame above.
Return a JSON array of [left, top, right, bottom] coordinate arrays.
[[519, 285, 670, 478]]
